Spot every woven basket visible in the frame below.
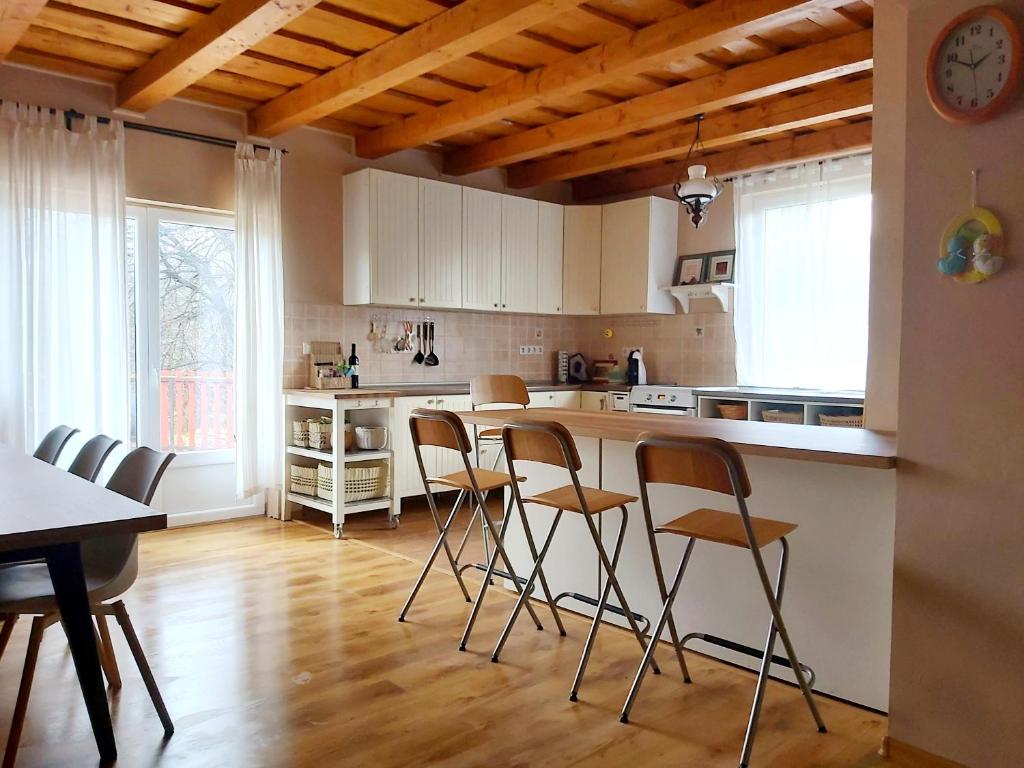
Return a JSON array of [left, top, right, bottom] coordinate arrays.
[[317, 463, 333, 501], [308, 418, 332, 451], [717, 402, 748, 420], [762, 409, 803, 425], [819, 413, 864, 428], [344, 460, 389, 503], [292, 420, 310, 448], [289, 464, 317, 496]]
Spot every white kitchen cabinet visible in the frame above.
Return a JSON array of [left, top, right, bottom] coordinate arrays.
[[343, 168, 420, 307], [419, 179, 463, 309], [600, 196, 678, 315], [562, 205, 602, 315], [462, 187, 503, 312], [579, 391, 607, 411], [528, 390, 580, 409], [537, 201, 564, 314], [394, 394, 474, 498], [501, 195, 539, 313]]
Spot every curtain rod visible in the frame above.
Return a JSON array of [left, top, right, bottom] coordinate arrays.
[[0, 102, 285, 155]]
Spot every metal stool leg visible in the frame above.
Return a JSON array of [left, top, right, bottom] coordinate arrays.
[[739, 537, 826, 768], [513, 493, 566, 636], [453, 501, 483, 565], [398, 490, 471, 621], [581, 507, 661, 676], [644, 524, 692, 683], [492, 510, 563, 662], [621, 537, 696, 722]]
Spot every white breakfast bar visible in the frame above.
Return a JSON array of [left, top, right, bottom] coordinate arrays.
[[458, 408, 897, 712]]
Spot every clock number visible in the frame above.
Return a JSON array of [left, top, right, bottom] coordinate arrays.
[[955, 34, 966, 46], [970, 24, 982, 36], [998, 54, 1007, 64], [987, 88, 995, 99], [996, 38, 1004, 48]]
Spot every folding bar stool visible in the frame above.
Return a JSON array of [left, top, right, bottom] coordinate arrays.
[[620, 433, 826, 768], [397, 409, 558, 640], [491, 419, 661, 702]]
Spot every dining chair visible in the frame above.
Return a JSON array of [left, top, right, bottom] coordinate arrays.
[[0, 447, 176, 766], [31, 426, 79, 465], [67, 435, 122, 483]]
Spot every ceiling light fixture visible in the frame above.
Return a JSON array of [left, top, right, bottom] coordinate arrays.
[[673, 114, 723, 229]]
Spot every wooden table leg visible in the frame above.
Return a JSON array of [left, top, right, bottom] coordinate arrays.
[[45, 542, 117, 763]]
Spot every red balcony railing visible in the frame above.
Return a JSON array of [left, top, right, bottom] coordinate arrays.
[[159, 369, 234, 451]]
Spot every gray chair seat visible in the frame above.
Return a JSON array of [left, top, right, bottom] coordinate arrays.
[[0, 546, 137, 614]]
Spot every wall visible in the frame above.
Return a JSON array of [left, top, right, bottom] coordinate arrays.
[[881, 1, 1024, 765]]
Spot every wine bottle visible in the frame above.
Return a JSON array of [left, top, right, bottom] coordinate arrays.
[[348, 343, 360, 389]]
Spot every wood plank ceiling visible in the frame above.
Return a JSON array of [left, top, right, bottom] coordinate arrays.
[[0, 0, 874, 200]]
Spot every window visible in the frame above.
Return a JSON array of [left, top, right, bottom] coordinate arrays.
[[733, 157, 872, 391], [127, 203, 236, 461]]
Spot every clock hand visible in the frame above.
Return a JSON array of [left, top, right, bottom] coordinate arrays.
[[973, 51, 992, 69]]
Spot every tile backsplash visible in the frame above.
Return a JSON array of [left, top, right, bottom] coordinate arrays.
[[283, 302, 736, 389]]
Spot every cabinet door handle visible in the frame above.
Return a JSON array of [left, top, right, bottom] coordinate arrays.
[[493, 303, 498, 307], [409, 297, 415, 302]]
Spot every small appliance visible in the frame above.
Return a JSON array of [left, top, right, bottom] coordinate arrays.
[[626, 349, 647, 386]]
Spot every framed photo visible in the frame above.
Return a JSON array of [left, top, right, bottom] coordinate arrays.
[[674, 255, 707, 286], [706, 250, 736, 283]]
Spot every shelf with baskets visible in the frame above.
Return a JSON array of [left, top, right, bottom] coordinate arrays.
[[696, 394, 865, 428], [282, 391, 399, 539]]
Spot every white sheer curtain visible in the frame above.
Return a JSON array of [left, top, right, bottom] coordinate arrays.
[[734, 156, 872, 391], [0, 103, 128, 450], [234, 143, 284, 513]]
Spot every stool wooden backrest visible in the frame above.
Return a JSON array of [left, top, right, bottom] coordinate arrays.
[[410, 409, 472, 455], [636, 433, 752, 498], [502, 419, 581, 470], [470, 375, 530, 407]]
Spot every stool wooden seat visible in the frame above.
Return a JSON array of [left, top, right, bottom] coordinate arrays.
[[657, 508, 797, 549], [491, 418, 659, 702], [477, 427, 503, 439], [526, 485, 638, 515], [431, 468, 524, 494], [620, 433, 826, 768]]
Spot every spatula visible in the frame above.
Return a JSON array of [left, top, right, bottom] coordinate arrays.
[[424, 321, 439, 366], [412, 322, 425, 364]]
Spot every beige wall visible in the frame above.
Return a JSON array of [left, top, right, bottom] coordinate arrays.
[[881, 1, 1024, 765]]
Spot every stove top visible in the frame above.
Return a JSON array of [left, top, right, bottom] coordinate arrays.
[[628, 385, 698, 409]]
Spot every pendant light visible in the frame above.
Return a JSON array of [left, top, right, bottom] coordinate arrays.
[[673, 114, 723, 229]]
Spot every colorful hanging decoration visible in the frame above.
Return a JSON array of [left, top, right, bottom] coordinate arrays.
[[937, 171, 1006, 283]]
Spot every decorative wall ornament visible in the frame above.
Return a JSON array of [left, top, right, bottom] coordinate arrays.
[[937, 170, 1005, 283]]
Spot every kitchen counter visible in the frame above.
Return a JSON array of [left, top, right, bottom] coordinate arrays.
[[459, 407, 896, 469], [459, 405, 897, 711], [282, 388, 401, 399], [694, 386, 865, 405], [289, 381, 635, 398]]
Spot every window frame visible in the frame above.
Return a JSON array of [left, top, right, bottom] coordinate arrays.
[[127, 201, 236, 467]]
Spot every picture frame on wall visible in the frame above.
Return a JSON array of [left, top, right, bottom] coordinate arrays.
[[706, 250, 736, 283], [674, 255, 707, 286]]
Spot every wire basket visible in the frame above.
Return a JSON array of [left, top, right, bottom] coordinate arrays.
[[344, 460, 389, 503], [762, 409, 803, 425], [289, 464, 317, 496], [819, 413, 864, 428], [717, 402, 748, 420]]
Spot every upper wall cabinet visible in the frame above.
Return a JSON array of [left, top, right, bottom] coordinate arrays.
[[563, 205, 602, 315], [419, 178, 462, 309], [537, 201, 564, 314], [343, 169, 420, 307], [600, 196, 678, 315], [501, 195, 539, 313], [462, 187, 503, 312]]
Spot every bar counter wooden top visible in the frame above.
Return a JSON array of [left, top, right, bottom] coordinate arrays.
[[457, 408, 897, 469]]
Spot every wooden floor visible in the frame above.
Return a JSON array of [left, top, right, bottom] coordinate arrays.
[[0, 501, 895, 767]]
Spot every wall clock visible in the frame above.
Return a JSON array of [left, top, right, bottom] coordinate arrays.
[[926, 6, 1022, 124]]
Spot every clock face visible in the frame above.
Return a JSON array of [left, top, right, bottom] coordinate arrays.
[[928, 7, 1022, 123]]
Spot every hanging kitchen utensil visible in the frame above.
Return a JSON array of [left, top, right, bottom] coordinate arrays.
[[412, 322, 425, 364], [424, 320, 439, 366]]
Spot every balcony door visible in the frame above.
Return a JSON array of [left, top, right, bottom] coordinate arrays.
[[127, 202, 261, 523]]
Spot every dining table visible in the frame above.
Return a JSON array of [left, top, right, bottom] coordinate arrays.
[[0, 445, 167, 763]]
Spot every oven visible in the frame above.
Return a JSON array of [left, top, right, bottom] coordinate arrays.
[[628, 386, 698, 417]]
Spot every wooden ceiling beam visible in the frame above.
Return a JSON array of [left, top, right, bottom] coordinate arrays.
[[506, 76, 872, 186], [572, 120, 872, 200], [0, 0, 48, 61], [116, 0, 317, 112], [248, 0, 586, 137], [446, 28, 872, 175], [355, 0, 852, 159]]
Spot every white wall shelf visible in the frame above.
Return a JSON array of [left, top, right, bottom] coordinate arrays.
[[665, 283, 733, 314]]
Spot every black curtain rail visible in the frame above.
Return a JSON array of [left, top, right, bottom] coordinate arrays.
[[63, 109, 287, 155]]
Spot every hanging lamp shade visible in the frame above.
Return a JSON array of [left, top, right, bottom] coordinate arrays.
[[672, 116, 724, 229]]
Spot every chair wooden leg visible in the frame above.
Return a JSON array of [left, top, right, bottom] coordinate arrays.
[[111, 601, 173, 737], [0, 615, 18, 664], [3, 616, 47, 768], [94, 614, 121, 691]]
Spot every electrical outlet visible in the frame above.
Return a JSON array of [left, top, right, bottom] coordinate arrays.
[[302, 342, 311, 355], [694, 326, 704, 338], [534, 328, 543, 340], [519, 345, 544, 355]]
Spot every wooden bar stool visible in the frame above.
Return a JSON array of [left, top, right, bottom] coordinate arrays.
[[397, 409, 555, 640], [491, 419, 660, 702], [620, 433, 826, 768]]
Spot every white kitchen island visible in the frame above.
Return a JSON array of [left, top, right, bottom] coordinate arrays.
[[458, 408, 897, 712]]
